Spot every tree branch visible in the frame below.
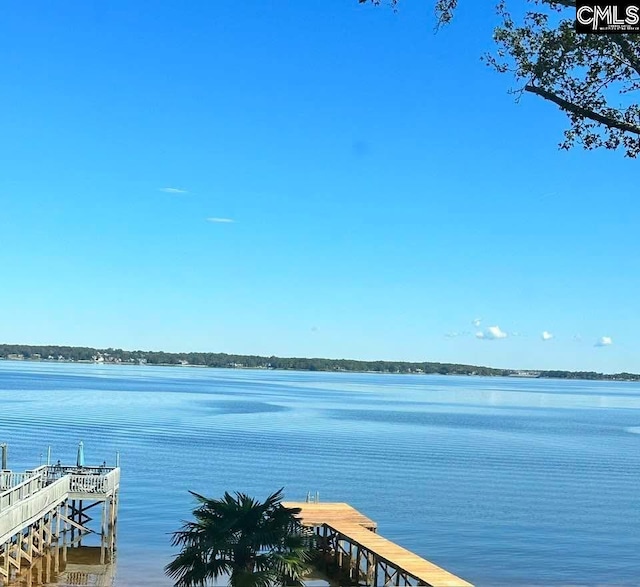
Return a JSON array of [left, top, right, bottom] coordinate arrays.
[[609, 36, 640, 77], [538, 1, 640, 75], [541, 0, 575, 7], [525, 84, 640, 134]]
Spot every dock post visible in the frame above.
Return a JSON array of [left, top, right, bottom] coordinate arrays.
[[54, 540, 60, 574], [355, 545, 362, 583], [111, 489, 120, 553], [28, 524, 35, 561], [16, 532, 22, 570], [3, 540, 9, 580], [62, 501, 69, 564], [100, 500, 108, 563], [78, 500, 83, 546], [55, 505, 61, 541], [70, 500, 75, 543], [366, 552, 377, 586]]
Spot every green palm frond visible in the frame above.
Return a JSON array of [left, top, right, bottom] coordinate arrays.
[[166, 489, 311, 587]]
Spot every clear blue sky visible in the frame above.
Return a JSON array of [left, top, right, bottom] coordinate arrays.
[[0, 1, 638, 372]]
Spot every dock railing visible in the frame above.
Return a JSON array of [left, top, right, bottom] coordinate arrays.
[[0, 465, 48, 492], [0, 470, 47, 511], [46, 465, 113, 483], [0, 465, 119, 510], [0, 477, 70, 543], [68, 468, 120, 495]]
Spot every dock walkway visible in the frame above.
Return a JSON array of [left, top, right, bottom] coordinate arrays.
[[0, 464, 119, 585], [284, 502, 473, 587]]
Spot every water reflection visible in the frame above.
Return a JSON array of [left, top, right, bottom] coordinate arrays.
[[4, 547, 115, 587]]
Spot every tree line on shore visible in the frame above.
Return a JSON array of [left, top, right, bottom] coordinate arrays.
[[0, 344, 638, 381]]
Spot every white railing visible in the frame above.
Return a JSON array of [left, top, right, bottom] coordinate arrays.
[[103, 468, 120, 494], [0, 464, 120, 547], [68, 474, 106, 494], [1, 466, 119, 509], [0, 470, 47, 511], [46, 465, 114, 485], [68, 467, 120, 495], [0, 471, 28, 491], [0, 477, 69, 543], [0, 465, 47, 491]]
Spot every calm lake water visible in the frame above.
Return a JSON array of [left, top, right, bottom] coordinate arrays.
[[1, 360, 639, 587]]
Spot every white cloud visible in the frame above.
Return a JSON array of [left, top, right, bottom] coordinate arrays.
[[206, 217, 235, 224], [476, 325, 507, 340], [595, 336, 613, 347], [472, 318, 482, 328], [541, 331, 554, 341], [445, 332, 460, 338], [160, 187, 188, 194]]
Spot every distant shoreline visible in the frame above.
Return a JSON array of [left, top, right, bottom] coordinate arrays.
[[1, 343, 639, 382]]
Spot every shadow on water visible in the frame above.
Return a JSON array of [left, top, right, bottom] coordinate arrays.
[[2, 546, 115, 587]]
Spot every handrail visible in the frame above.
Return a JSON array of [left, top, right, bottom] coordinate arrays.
[[0, 466, 47, 491], [0, 471, 28, 491], [46, 465, 116, 483], [0, 471, 46, 512], [0, 466, 120, 511], [0, 477, 70, 543], [68, 468, 120, 495]]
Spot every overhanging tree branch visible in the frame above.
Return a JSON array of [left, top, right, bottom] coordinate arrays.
[[525, 84, 640, 135], [362, 0, 640, 156], [542, 0, 575, 8]]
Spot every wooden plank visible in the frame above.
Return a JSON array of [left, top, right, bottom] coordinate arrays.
[[59, 515, 93, 534], [283, 502, 377, 530], [329, 521, 473, 587], [284, 502, 473, 587]]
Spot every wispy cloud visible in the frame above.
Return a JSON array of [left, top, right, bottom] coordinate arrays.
[[445, 331, 471, 338], [541, 331, 554, 341], [595, 336, 613, 347], [206, 217, 235, 224], [160, 187, 188, 194], [472, 318, 482, 328], [476, 325, 508, 340]]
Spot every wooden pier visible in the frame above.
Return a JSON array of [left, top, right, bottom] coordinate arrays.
[[0, 462, 119, 586], [284, 502, 473, 587]]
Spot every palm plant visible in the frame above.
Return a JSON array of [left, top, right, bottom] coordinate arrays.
[[165, 488, 312, 587]]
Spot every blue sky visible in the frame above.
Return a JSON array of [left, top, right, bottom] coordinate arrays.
[[0, 1, 638, 372]]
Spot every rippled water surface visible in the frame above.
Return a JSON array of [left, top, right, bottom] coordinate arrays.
[[1, 361, 639, 586]]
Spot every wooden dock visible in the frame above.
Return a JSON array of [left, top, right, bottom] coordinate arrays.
[[284, 502, 473, 587], [0, 462, 119, 586]]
